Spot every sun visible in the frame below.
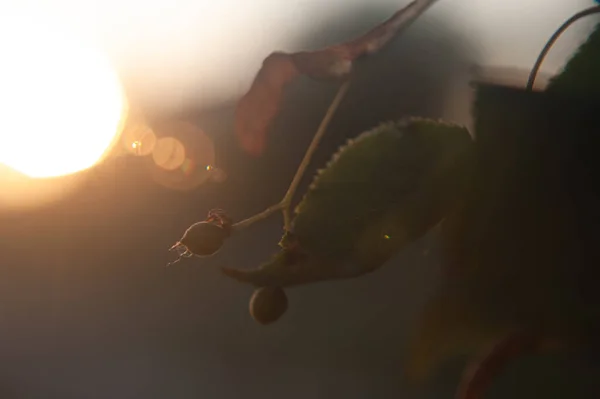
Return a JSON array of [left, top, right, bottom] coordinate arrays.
[[0, 13, 126, 179]]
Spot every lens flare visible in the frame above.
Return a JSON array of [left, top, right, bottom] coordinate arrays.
[[148, 121, 217, 191]]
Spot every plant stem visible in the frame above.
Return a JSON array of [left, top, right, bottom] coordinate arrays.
[[230, 80, 351, 233], [281, 80, 351, 230], [222, 0, 438, 234], [232, 201, 285, 231]]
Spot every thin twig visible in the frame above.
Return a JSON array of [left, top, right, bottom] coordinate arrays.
[[219, 0, 435, 233], [232, 201, 285, 231], [526, 5, 600, 91], [282, 80, 351, 230], [230, 80, 351, 233]]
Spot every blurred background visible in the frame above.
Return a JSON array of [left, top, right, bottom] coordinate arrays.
[[0, 0, 599, 398]]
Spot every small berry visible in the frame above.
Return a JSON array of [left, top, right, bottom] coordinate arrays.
[[167, 209, 233, 266], [178, 221, 229, 257], [249, 286, 288, 325]]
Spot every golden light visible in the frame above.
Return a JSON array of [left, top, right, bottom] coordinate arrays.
[[0, 12, 127, 179], [153, 137, 186, 171], [121, 110, 157, 157], [148, 121, 219, 191]]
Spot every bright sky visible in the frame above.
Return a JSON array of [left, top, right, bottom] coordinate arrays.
[[0, 0, 597, 183], [7, 0, 595, 111]]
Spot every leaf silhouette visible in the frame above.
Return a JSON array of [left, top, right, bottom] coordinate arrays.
[[235, 0, 440, 156], [406, 21, 600, 386], [223, 118, 473, 288]]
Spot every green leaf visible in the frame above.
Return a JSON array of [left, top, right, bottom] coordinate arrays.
[[293, 118, 473, 261], [222, 117, 474, 288]]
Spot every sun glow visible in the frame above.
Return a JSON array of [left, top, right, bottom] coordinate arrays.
[[0, 12, 127, 179]]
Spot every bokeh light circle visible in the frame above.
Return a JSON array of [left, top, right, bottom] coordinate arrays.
[[153, 137, 187, 171], [148, 121, 217, 191]]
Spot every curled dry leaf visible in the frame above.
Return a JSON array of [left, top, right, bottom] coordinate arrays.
[[455, 332, 564, 399], [235, 53, 300, 156], [235, 0, 440, 156]]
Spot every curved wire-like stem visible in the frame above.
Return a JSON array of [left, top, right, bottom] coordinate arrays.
[[231, 81, 351, 232], [526, 5, 600, 91]]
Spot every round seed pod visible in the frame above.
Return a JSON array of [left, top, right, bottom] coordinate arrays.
[[179, 221, 229, 257], [249, 286, 288, 325]]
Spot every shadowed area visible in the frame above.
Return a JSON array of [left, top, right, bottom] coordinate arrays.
[[0, 3, 599, 399]]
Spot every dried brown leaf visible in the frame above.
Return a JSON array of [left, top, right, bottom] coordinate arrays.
[[235, 53, 300, 156], [235, 0, 440, 155], [455, 332, 563, 399]]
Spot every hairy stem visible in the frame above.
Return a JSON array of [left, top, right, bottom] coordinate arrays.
[[282, 80, 351, 230]]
